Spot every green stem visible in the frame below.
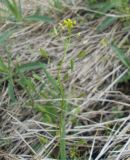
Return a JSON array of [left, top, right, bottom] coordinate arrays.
[[58, 35, 70, 160]]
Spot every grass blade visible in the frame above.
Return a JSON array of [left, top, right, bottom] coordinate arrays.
[[42, 65, 59, 92], [16, 62, 59, 91], [119, 72, 130, 83], [111, 44, 130, 68], [16, 61, 46, 73], [96, 17, 117, 32], [0, 57, 8, 72], [0, 30, 13, 44], [1, 0, 22, 21], [26, 15, 54, 23], [8, 80, 16, 102]]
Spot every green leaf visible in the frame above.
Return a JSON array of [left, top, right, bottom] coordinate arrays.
[[39, 136, 48, 144], [53, 0, 62, 10], [96, 17, 117, 32], [8, 80, 16, 102], [77, 51, 87, 59], [42, 65, 59, 92], [17, 61, 59, 92], [16, 62, 46, 73], [91, 2, 114, 13], [39, 48, 49, 59], [25, 15, 54, 23], [119, 72, 130, 83], [0, 30, 13, 44], [1, 0, 22, 21], [2, 0, 16, 13], [18, 75, 36, 96], [0, 57, 8, 73], [63, 72, 69, 81], [33, 73, 42, 81], [70, 59, 74, 71], [18, 0, 22, 19], [111, 44, 130, 68], [34, 103, 57, 123]]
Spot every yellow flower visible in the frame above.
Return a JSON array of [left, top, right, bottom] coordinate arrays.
[[60, 18, 76, 33]]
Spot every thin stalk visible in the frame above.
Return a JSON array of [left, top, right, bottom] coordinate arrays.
[[58, 35, 70, 160]]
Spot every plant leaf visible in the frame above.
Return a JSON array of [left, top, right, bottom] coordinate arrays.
[[119, 72, 130, 83], [91, 2, 114, 13], [0, 57, 8, 72], [96, 17, 117, 32], [77, 51, 87, 59], [16, 62, 59, 92], [26, 15, 54, 23], [0, 30, 13, 44], [40, 48, 49, 59], [8, 80, 16, 102], [16, 62, 46, 73], [111, 44, 130, 68], [42, 65, 59, 92]]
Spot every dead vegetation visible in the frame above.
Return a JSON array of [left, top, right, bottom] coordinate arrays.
[[0, 0, 130, 160]]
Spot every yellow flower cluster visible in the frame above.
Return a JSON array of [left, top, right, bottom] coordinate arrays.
[[59, 18, 76, 33]]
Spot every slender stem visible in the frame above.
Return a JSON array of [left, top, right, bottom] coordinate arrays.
[[58, 35, 70, 160]]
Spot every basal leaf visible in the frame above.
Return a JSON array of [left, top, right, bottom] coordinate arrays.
[[16, 62, 46, 73], [26, 15, 54, 23], [96, 17, 117, 32], [8, 80, 16, 102], [0, 30, 13, 44], [111, 44, 130, 68]]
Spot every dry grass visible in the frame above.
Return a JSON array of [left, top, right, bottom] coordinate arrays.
[[0, 0, 130, 160]]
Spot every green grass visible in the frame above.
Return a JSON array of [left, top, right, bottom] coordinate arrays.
[[0, 0, 23, 21], [111, 44, 130, 83], [86, 0, 130, 32], [0, 0, 54, 23]]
